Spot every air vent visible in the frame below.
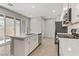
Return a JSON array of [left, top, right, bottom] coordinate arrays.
[[7, 3, 13, 6]]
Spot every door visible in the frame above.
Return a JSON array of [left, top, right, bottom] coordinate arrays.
[[0, 15, 4, 41], [5, 16, 14, 39], [15, 19, 21, 36]]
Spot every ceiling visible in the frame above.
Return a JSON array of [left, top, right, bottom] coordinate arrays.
[[0, 3, 66, 18]]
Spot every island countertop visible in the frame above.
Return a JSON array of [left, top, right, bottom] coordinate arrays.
[[8, 33, 41, 40]]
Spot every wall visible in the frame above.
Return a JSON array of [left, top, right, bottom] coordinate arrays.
[[30, 17, 55, 40], [30, 18, 42, 34], [41, 19, 46, 38], [45, 20, 55, 39], [0, 6, 28, 34]]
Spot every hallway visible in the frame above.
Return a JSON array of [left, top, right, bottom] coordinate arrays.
[[30, 38, 58, 56]]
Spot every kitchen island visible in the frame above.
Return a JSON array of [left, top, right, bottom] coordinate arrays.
[[9, 33, 42, 56]]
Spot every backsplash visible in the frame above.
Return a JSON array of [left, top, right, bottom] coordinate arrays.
[[68, 23, 79, 34]]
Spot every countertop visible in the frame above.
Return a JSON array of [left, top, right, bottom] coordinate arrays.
[[8, 33, 41, 40], [56, 33, 79, 39]]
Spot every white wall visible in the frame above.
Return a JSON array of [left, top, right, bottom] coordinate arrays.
[[30, 18, 42, 34], [45, 20, 55, 39]]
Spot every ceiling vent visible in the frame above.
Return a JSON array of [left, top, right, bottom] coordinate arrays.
[[7, 3, 13, 6]]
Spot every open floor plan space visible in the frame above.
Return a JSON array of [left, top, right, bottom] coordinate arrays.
[[0, 3, 79, 56]]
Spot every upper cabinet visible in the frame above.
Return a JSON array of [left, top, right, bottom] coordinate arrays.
[[61, 4, 79, 26], [71, 4, 79, 23], [62, 8, 72, 26]]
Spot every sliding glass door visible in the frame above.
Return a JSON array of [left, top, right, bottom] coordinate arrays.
[[5, 16, 14, 39], [15, 19, 21, 36], [0, 15, 4, 41], [0, 14, 21, 42]]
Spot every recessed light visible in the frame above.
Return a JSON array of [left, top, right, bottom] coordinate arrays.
[[32, 5, 35, 8], [63, 7, 68, 10], [52, 10, 56, 13], [68, 48, 71, 52]]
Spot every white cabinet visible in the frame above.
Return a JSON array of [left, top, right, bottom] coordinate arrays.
[[29, 37, 34, 53], [25, 38, 29, 56], [71, 4, 79, 23], [29, 35, 38, 53], [14, 39, 25, 56], [33, 35, 38, 49], [59, 38, 79, 56]]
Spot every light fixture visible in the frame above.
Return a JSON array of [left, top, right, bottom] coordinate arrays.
[[68, 48, 71, 52], [32, 5, 35, 8], [63, 7, 68, 10]]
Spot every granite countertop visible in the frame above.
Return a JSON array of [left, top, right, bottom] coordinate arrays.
[[56, 33, 79, 39]]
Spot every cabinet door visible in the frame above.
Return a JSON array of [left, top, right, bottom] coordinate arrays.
[[25, 38, 30, 55], [29, 37, 34, 53], [14, 39, 25, 56], [71, 4, 79, 23], [29, 35, 38, 53], [33, 35, 38, 49]]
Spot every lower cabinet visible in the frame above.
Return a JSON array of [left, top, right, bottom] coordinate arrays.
[[25, 38, 30, 55], [14, 39, 25, 56], [27, 35, 38, 55]]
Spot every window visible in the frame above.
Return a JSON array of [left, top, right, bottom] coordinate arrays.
[[0, 15, 4, 41], [5, 16, 14, 39]]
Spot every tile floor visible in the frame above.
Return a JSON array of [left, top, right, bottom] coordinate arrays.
[[30, 38, 58, 56]]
